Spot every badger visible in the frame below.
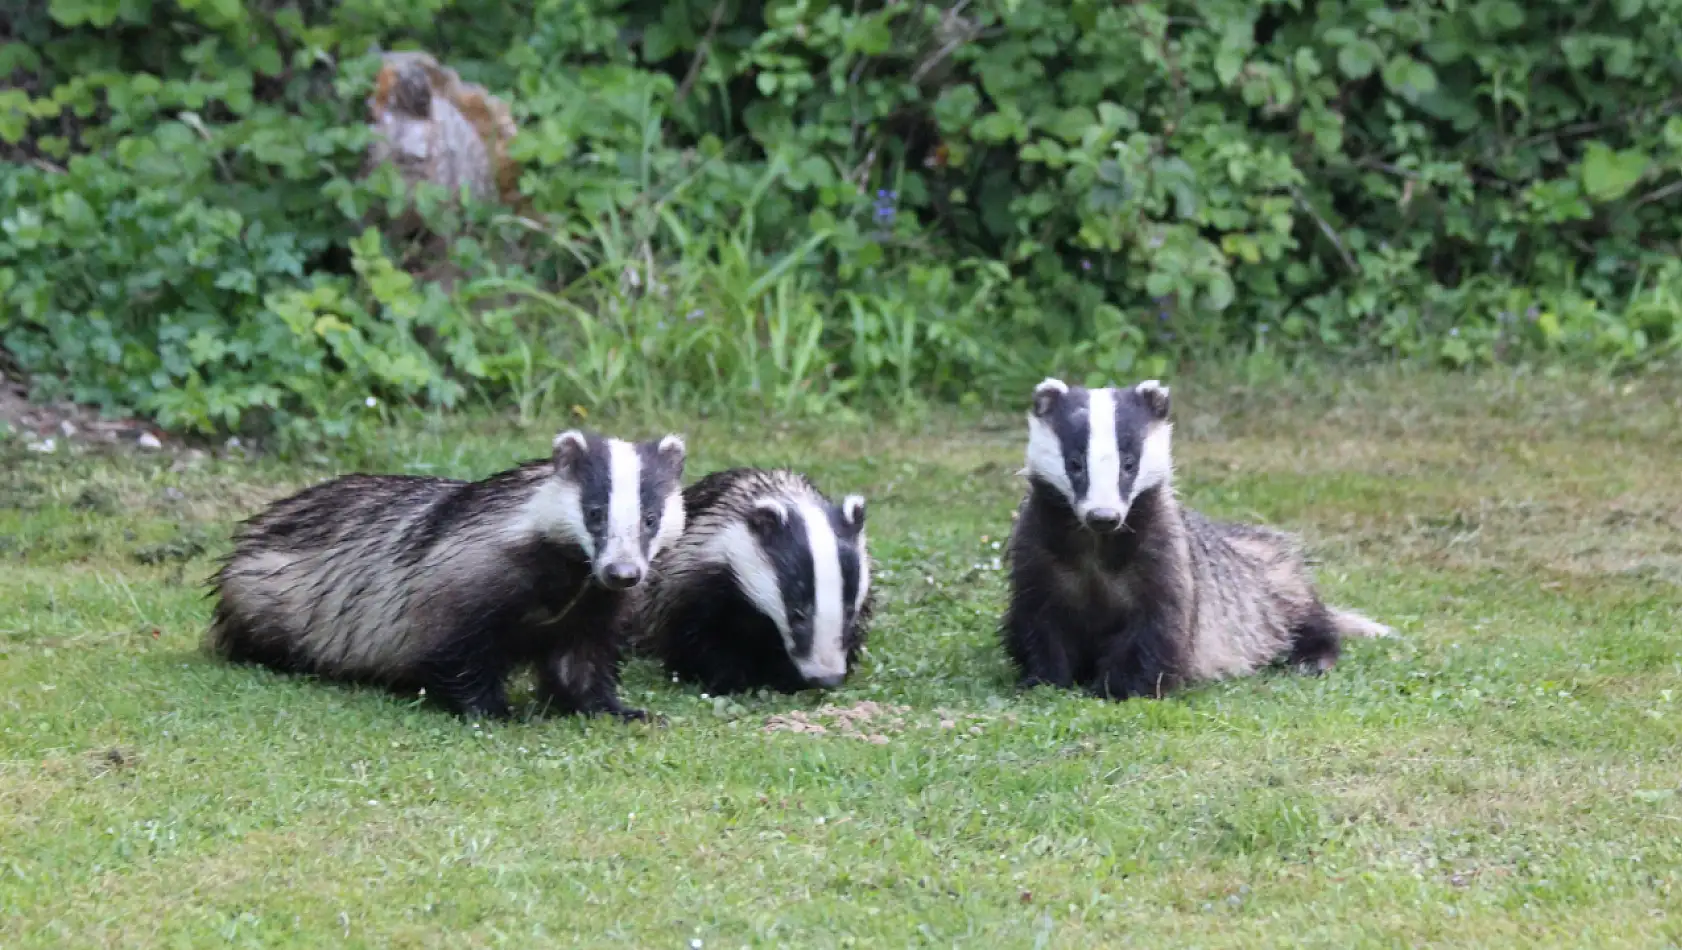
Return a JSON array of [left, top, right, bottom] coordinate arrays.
[[205, 429, 688, 720], [1000, 378, 1391, 700], [625, 467, 874, 694]]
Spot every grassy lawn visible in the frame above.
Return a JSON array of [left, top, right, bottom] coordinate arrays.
[[3, 368, 1681, 948]]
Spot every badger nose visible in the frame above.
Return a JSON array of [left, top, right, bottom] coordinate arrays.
[[1085, 508, 1124, 532], [806, 672, 846, 689], [598, 563, 644, 590]]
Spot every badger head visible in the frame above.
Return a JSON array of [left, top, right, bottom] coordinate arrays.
[[549, 429, 687, 590], [728, 490, 871, 689], [1024, 377, 1173, 533]]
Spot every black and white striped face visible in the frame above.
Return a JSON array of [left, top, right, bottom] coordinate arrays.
[[550, 429, 687, 590], [721, 492, 870, 688], [1025, 378, 1173, 532]]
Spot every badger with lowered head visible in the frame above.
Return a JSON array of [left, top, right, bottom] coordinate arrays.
[[626, 467, 873, 694], [206, 429, 687, 720], [1001, 378, 1390, 700]]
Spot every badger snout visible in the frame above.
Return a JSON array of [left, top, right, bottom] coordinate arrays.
[[1083, 507, 1125, 532], [793, 654, 848, 689], [596, 562, 645, 590]]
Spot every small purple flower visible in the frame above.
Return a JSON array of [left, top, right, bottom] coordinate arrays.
[[1450, 327, 1460, 337], [1080, 259, 1092, 271], [1147, 235, 1164, 249], [1257, 323, 1269, 335], [873, 189, 898, 224], [1526, 306, 1540, 320], [687, 308, 705, 321], [1498, 311, 1513, 324]]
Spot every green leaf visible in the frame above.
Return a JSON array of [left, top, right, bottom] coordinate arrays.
[[845, 17, 893, 56], [972, 113, 1017, 143], [1096, 102, 1132, 131], [50, 0, 123, 27], [1204, 274, 1235, 311], [1215, 49, 1245, 86], [0, 42, 43, 74], [248, 44, 284, 77], [1336, 40, 1382, 80], [643, 23, 675, 62], [933, 84, 980, 134], [1486, 0, 1525, 30], [1580, 142, 1649, 202], [1382, 56, 1438, 101], [1440, 335, 1472, 367]]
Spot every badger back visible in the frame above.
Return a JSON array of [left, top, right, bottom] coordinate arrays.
[[687, 469, 872, 686], [1180, 512, 1319, 681], [205, 472, 497, 674], [1024, 378, 1175, 532]]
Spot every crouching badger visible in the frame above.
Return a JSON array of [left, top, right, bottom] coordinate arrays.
[[205, 430, 688, 720], [626, 468, 873, 694], [1001, 378, 1391, 700]]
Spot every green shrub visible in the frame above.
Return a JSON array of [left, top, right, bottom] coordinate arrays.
[[3, 0, 1681, 443]]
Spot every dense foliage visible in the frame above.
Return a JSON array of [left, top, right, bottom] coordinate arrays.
[[4, 0, 1682, 442]]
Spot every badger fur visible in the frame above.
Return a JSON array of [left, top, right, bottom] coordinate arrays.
[[1000, 378, 1391, 700], [625, 467, 874, 694], [205, 429, 688, 720]]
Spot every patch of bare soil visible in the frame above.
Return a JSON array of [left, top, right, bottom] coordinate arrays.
[[762, 702, 1015, 745], [0, 370, 167, 454], [763, 702, 913, 744]]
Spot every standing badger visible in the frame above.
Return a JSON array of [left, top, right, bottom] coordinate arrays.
[[1001, 378, 1391, 700], [625, 468, 873, 694], [205, 429, 688, 720]]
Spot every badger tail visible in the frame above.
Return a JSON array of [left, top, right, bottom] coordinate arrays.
[[1329, 606, 1394, 639]]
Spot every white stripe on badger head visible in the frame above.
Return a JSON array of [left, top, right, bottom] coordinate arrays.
[[797, 498, 847, 682], [1080, 387, 1125, 520], [1026, 415, 1074, 503], [842, 493, 870, 615], [513, 479, 591, 554], [599, 438, 646, 570], [853, 533, 871, 616], [649, 489, 685, 560], [1131, 422, 1174, 501], [713, 522, 788, 638], [1024, 378, 1074, 501]]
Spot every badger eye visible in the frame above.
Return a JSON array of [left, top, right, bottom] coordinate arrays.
[[585, 505, 606, 526], [1067, 458, 1086, 476], [642, 509, 659, 528], [1123, 458, 1136, 474]]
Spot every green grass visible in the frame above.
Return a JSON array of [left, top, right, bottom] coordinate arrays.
[[4, 367, 1682, 948]]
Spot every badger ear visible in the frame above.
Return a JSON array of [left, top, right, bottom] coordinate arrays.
[[746, 498, 788, 537], [552, 429, 589, 469], [656, 434, 687, 476], [1135, 380, 1171, 421], [1032, 377, 1069, 418], [841, 494, 866, 531]]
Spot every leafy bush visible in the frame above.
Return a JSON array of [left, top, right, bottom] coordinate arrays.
[[3, 0, 1681, 443]]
